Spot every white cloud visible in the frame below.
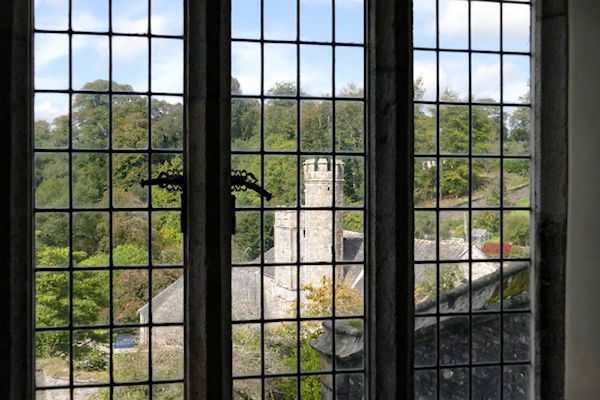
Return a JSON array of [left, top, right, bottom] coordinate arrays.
[[300, 0, 362, 6], [34, 34, 69, 70], [503, 4, 531, 43], [503, 61, 530, 102], [264, 21, 296, 40], [232, 43, 262, 94], [35, 0, 67, 6], [113, 16, 149, 34], [439, 0, 530, 44], [264, 45, 297, 93], [232, 29, 261, 39], [301, 64, 332, 96], [72, 35, 108, 58], [439, 52, 469, 98], [413, 0, 437, 45], [72, 11, 108, 32], [334, 0, 363, 8], [111, 36, 148, 89], [414, 0, 436, 13], [232, 45, 262, 95], [472, 62, 500, 101], [415, 59, 528, 103], [35, 99, 68, 122], [34, 34, 69, 89], [470, 2, 500, 40], [112, 36, 147, 62], [151, 40, 184, 93], [414, 60, 445, 100], [150, 16, 169, 34], [439, 0, 468, 39], [113, 7, 171, 35]]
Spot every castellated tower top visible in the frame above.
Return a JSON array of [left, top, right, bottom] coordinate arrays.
[[303, 158, 344, 181], [303, 158, 344, 207]]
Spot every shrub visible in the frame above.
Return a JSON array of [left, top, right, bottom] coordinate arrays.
[[482, 242, 513, 257], [504, 212, 530, 247]]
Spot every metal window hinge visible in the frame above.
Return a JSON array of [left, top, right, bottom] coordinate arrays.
[[141, 169, 272, 234]]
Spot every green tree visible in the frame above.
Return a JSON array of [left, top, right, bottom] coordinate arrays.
[[414, 160, 437, 204], [36, 266, 110, 369], [473, 212, 500, 235], [231, 77, 261, 149], [504, 212, 530, 247], [112, 93, 148, 149], [336, 100, 364, 152], [151, 98, 183, 149], [35, 153, 69, 207], [72, 153, 108, 207], [301, 100, 332, 151], [71, 80, 112, 149], [264, 82, 298, 150], [35, 117, 68, 149], [112, 268, 181, 323], [232, 98, 261, 148], [505, 91, 531, 154]]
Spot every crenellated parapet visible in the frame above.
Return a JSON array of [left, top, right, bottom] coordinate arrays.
[[303, 158, 344, 207]]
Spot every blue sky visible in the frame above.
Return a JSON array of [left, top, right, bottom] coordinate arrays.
[[34, 0, 530, 123]]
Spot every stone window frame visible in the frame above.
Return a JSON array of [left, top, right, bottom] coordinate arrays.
[[0, 0, 567, 398]]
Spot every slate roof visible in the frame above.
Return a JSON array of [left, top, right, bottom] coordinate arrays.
[[414, 239, 499, 283], [138, 275, 184, 318], [342, 231, 364, 262], [415, 238, 491, 261]]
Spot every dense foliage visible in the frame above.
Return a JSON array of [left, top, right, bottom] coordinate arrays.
[[35, 80, 185, 374]]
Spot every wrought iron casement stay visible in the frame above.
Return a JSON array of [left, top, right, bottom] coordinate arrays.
[[231, 170, 273, 201], [141, 169, 186, 193], [141, 168, 271, 200], [141, 169, 272, 233]]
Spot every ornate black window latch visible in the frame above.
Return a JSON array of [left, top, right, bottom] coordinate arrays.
[[230, 169, 272, 233], [141, 169, 272, 234]]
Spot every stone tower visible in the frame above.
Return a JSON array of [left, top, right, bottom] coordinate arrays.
[[273, 158, 345, 265], [302, 158, 344, 263]]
